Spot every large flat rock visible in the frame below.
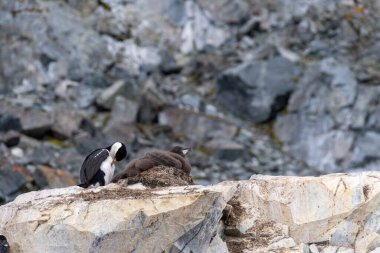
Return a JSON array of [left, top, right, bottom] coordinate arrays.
[[1, 172, 380, 253], [0, 183, 236, 253]]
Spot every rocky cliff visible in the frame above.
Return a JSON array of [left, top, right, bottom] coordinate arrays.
[[1, 0, 380, 205], [1, 172, 380, 253]]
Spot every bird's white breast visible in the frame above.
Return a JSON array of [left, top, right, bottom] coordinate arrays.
[[100, 156, 115, 185]]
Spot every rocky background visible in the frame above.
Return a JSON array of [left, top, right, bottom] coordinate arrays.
[[0, 0, 379, 204]]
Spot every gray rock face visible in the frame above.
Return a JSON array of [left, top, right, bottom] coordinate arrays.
[[204, 139, 248, 161], [158, 108, 238, 143], [196, 0, 250, 25], [0, 1, 112, 88], [274, 58, 363, 173], [103, 96, 139, 141], [217, 57, 300, 123]]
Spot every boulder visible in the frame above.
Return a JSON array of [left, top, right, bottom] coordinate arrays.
[[19, 110, 54, 139], [0, 131, 20, 147], [51, 109, 83, 140], [204, 139, 248, 161], [0, 164, 32, 204], [0, 113, 21, 133], [273, 59, 362, 173], [224, 172, 380, 253], [158, 108, 238, 143], [217, 57, 300, 123], [103, 96, 139, 142], [0, 179, 235, 253], [95, 80, 126, 110], [196, 0, 250, 25], [1, 172, 380, 252], [180, 1, 230, 53], [33, 165, 77, 189]]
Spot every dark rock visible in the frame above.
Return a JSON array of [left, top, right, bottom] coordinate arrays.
[[74, 134, 115, 156], [0, 131, 20, 147], [217, 57, 300, 123], [355, 42, 380, 84], [33, 165, 76, 189], [20, 110, 54, 138], [28, 144, 59, 166], [0, 164, 29, 197], [158, 108, 238, 143], [54, 147, 84, 177], [204, 139, 248, 161], [0, 113, 21, 133], [79, 118, 97, 137], [160, 51, 182, 74]]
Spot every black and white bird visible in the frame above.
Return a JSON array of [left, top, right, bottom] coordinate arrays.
[[0, 235, 9, 253], [78, 142, 127, 188]]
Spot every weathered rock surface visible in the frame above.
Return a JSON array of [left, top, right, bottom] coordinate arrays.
[[0, 180, 235, 253], [217, 57, 300, 123], [1, 172, 380, 253]]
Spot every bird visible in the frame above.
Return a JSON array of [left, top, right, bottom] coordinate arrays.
[[78, 142, 127, 188], [0, 235, 9, 253], [112, 146, 191, 183]]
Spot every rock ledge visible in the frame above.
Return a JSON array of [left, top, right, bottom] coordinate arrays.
[[1, 172, 380, 253]]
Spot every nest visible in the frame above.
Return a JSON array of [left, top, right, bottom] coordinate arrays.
[[116, 166, 193, 188]]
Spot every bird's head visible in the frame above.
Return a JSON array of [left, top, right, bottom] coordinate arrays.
[[108, 142, 127, 162], [170, 146, 191, 157]]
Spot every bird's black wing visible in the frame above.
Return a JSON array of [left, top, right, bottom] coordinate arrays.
[[80, 149, 109, 184]]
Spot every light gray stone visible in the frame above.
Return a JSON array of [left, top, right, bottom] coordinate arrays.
[[309, 244, 319, 253], [96, 80, 125, 109], [352, 131, 380, 165], [196, 0, 250, 25], [20, 110, 54, 138], [181, 1, 229, 53]]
